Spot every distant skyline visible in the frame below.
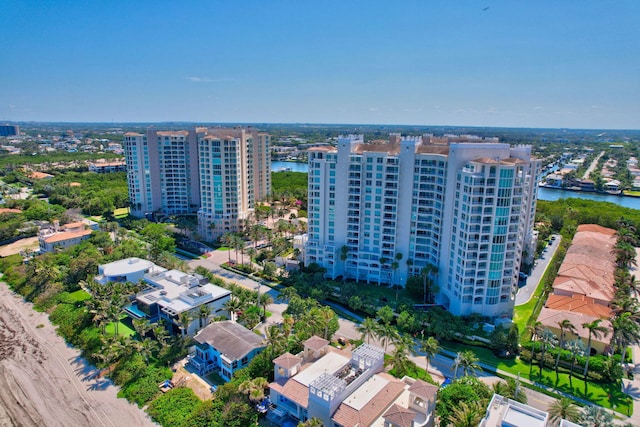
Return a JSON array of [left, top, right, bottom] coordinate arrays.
[[1, 1, 639, 130]]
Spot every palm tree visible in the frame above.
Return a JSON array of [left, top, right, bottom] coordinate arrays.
[[548, 398, 581, 426], [579, 405, 616, 427], [492, 377, 527, 404], [357, 317, 379, 344], [539, 328, 558, 375], [276, 287, 298, 304], [132, 318, 151, 338], [378, 322, 400, 353], [198, 304, 212, 329], [339, 245, 349, 281], [223, 297, 243, 322], [387, 336, 415, 378], [421, 263, 438, 304], [447, 401, 484, 427], [378, 257, 388, 285], [239, 377, 269, 403], [611, 311, 640, 364], [526, 321, 542, 374], [259, 293, 274, 319], [555, 319, 576, 375], [265, 325, 287, 354], [453, 350, 481, 379], [581, 319, 609, 377], [566, 339, 585, 386], [138, 337, 159, 363], [418, 333, 440, 373], [178, 311, 193, 337], [152, 323, 169, 347]]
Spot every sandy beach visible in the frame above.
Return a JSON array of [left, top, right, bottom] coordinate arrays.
[[0, 282, 157, 427]]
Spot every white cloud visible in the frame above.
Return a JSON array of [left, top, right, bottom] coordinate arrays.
[[534, 106, 544, 110], [185, 76, 213, 83]]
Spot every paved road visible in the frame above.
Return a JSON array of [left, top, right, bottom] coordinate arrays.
[[515, 234, 561, 306]]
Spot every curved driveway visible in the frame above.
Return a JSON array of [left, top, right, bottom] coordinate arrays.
[[515, 235, 561, 306]]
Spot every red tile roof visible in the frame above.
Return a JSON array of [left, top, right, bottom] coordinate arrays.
[[273, 352, 303, 369], [304, 336, 329, 350], [382, 403, 417, 427], [332, 373, 406, 427], [408, 379, 438, 401], [545, 294, 612, 318]]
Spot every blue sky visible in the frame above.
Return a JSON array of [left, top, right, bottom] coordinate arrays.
[[1, 1, 638, 129]]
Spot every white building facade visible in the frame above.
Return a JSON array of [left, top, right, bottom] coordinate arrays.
[[306, 134, 540, 318], [124, 127, 270, 239]]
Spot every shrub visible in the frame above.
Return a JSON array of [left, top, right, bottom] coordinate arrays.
[[147, 387, 201, 427]]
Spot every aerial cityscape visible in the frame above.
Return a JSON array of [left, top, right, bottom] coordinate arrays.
[[1, 2, 640, 427]]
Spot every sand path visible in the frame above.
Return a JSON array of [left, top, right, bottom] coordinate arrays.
[[0, 282, 156, 427]]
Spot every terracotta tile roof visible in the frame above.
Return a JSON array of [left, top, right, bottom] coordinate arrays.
[[304, 336, 329, 350], [552, 224, 617, 303], [44, 229, 92, 243], [0, 208, 21, 214], [382, 403, 417, 427], [273, 352, 303, 369], [308, 146, 336, 152], [416, 145, 450, 155], [552, 276, 615, 304], [545, 294, 612, 318], [537, 307, 612, 342], [576, 224, 616, 235], [27, 171, 54, 179], [270, 377, 310, 408], [332, 373, 405, 427], [408, 379, 438, 401], [353, 143, 401, 155]]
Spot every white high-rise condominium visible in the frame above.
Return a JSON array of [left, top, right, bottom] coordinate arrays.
[[306, 134, 540, 318], [124, 129, 200, 216], [124, 127, 270, 240], [197, 128, 271, 241]]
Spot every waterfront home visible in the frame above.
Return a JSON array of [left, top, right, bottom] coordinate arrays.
[[190, 320, 266, 381]]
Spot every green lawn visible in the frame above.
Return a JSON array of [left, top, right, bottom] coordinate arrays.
[[441, 341, 633, 414], [113, 207, 129, 218], [105, 320, 135, 337], [66, 289, 91, 303], [349, 282, 418, 308]]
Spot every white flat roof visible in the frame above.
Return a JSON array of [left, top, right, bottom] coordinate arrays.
[[101, 257, 159, 276], [294, 352, 349, 387], [342, 374, 389, 410], [503, 405, 547, 427]]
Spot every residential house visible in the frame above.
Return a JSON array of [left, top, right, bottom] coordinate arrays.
[[268, 337, 438, 427], [190, 320, 266, 381], [38, 221, 92, 253], [480, 394, 549, 427], [123, 267, 231, 336]]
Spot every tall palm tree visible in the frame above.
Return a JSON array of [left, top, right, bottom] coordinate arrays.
[[611, 311, 640, 364], [357, 317, 379, 344], [581, 319, 609, 377], [421, 263, 438, 304], [566, 339, 585, 386], [378, 322, 400, 353], [198, 304, 212, 329], [448, 401, 484, 427], [454, 350, 481, 379], [548, 398, 581, 426], [555, 319, 576, 375], [526, 321, 543, 374], [259, 294, 274, 319], [276, 287, 298, 304], [539, 328, 558, 375], [178, 311, 193, 337], [387, 335, 415, 378], [223, 297, 243, 322], [418, 334, 440, 373]]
